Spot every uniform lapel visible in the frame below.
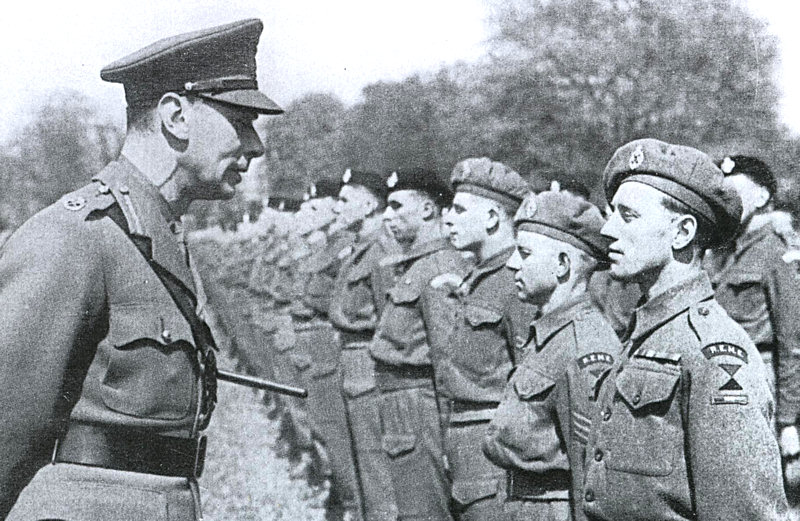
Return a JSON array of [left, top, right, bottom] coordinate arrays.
[[95, 158, 197, 296]]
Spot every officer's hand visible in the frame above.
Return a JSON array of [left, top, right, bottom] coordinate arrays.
[[780, 425, 800, 458], [430, 273, 463, 293]]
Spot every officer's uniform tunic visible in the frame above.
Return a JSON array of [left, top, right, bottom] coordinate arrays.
[[1, 158, 215, 521], [422, 246, 531, 521], [329, 229, 400, 521], [708, 222, 800, 429], [369, 238, 468, 521], [483, 297, 618, 521], [582, 272, 787, 521]]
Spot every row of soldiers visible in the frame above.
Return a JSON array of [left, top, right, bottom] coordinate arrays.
[[196, 140, 800, 521]]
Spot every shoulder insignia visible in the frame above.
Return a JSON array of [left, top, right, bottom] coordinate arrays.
[[702, 342, 748, 364], [577, 352, 615, 370], [63, 196, 87, 211], [634, 349, 682, 364]]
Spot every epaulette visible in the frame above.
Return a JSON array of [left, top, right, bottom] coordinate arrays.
[[688, 300, 750, 354], [90, 166, 146, 236], [58, 180, 116, 216]]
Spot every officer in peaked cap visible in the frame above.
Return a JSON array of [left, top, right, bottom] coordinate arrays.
[[707, 155, 800, 496], [582, 139, 787, 521], [0, 19, 281, 521]]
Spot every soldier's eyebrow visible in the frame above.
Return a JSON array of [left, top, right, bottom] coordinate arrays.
[[616, 203, 639, 217]]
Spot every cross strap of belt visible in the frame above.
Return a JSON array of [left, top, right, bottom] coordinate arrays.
[[106, 204, 217, 425]]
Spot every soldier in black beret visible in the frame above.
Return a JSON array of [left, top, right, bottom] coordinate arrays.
[[707, 155, 800, 496], [370, 167, 469, 521], [0, 19, 282, 521], [582, 139, 787, 521]]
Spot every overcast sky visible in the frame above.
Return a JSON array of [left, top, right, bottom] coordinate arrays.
[[1, 0, 799, 140]]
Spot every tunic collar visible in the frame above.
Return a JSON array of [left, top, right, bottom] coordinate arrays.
[[531, 296, 594, 349], [630, 271, 713, 343]]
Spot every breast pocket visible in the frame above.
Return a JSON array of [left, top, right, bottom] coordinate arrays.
[[605, 361, 682, 476], [101, 304, 197, 420], [457, 304, 506, 377]]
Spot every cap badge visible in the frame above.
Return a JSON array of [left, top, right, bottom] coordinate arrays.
[[720, 156, 735, 174], [342, 168, 352, 183], [309, 183, 317, 198], [629, 146, 645, 170], [63, 196, 87, 211], [387, 171, 398, 188]]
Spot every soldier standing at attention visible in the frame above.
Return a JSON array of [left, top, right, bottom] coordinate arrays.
[[705, 156, 800, 475], [328, 169, 399, 521], [421, 157, 532, 521], [582, 139, 788, 521], [482, 191, 620, 521], [370, 168, 470, 521], [0, 19, 281, 521]]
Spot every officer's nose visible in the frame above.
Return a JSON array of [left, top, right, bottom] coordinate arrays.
[[241, 124, 266, 162], [506, 249, 522, 271]]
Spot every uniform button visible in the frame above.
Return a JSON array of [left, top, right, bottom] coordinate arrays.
[[698, 306, 709, 316], [161, 330, 172, 342], [602, 407, 612, 421], [632, 393, 641, 405], [585, 489, 595, 502], [594, 449, 603, 462], [404, 279, 411, 285], [119, 185, 130, 194]]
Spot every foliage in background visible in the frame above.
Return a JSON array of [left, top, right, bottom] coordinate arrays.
[[2, 0, 799, 231]]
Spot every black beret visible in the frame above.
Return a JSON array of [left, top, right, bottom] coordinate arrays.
[[312, 177, 342, 199], [603, 139, 742, 247], [515, 191, 610, 261], [342, 169, 390, 200], [450, 157, 530, 213], [387, 168, 453, 206], [101, 19, 282, 114], [717, 155, 777, 196]]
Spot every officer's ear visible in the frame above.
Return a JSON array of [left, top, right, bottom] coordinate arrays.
[[672, 214, 698, 251], [157, 93, 191, 144]]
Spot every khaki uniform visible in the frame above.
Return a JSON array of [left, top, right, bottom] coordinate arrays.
[[707, 222, 800, 429], [422, 247, 533, 521], [296, 230, 360, 508], [330, 229, 400, 521], [1, 158, 215, 521], [370, 238, 469, 521], [583, 272, 787, 521], [483, 297, 619, 521]]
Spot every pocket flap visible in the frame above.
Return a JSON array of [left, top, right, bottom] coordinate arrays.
[[464, 305, 503, 327], [388, 282, 421, 304], [451, 478, 500, 506], [616, 365, 680, 409], [381, 433, 417, 458], [513, 368, 556, 400], [109, 305, 193, 348], [290, 353, 313, 370]]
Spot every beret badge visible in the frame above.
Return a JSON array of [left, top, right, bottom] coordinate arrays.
[[629, 146, 645, 170], [387, 171, 399, 188], [720, 156, 735, 174], [342, 168, 352, 183]]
